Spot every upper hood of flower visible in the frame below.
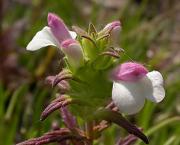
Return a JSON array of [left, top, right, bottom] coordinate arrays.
[[48, 13, 72, 43], [104, 21, 121, 30], [111, 62, 148, 82]]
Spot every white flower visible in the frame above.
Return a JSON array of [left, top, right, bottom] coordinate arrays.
[[26, 13, 77, 51], [111, 62, 165, 115]]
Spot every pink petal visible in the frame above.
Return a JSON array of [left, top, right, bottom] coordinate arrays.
[[103, 21, 121, 46], [112, 62, 148, 82], [104, 21, 121, 30], [61, 39, 83, 68], [48, 13, 71, 44]]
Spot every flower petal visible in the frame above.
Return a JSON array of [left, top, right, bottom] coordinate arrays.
[[143, 71, 165, 103], [69, 31, 77, 39], [26, 26, 59, 51], [112, 81, 145, 115], [104, 21, 121, 30], [48, 13, 71, 43], [111, 62, 148, 82], [61, 39, 84, 68]]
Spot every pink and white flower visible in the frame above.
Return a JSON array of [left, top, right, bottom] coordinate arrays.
[[103, 21, 121, 46], [111, 62, 165, 115], [104, 21, 121, 32], [61, 39, 84, 68], [26, 13, 76, 51]]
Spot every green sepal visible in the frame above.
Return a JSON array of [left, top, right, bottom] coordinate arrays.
[[82, 36, 98, 61], [88, 23, 97, 36], [93, 55, 113, 70], [67, 63, 112, 119]]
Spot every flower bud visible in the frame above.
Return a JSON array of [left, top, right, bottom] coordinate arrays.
[[61, 39, 84, 69], [104, 21, 121, 46], [111, 62, 148, 82], [48, 13, 71, 44]]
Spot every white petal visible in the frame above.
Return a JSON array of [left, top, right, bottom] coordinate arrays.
[[26, 26, 59, 51], [63, 43, 83, 68], [69, 31, 77, 39], [143, 71, 165, 103], [112, 81, 145, 115]]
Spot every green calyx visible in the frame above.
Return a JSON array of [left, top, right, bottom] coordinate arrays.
[[75, 23, 119, 70], [68, 63, 112, 118], [63, 23, 121, 118]]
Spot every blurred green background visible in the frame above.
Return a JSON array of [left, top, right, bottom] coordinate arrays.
[[0, 0, 180, 145]]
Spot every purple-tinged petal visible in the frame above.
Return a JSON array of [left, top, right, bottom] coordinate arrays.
[[61, 39, 77, 48], [104, 21, 121, 31], [48, 13, 71, 44], [61, 39, 84, 68], [103, 21, 121, 46], [111, 62, 148, 82]]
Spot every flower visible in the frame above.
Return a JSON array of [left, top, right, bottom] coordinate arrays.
[[26, 13, 76, 51], [61, 39, 84, 68], [111, 62, 165, 115], [103, 21, 121, 46], [104, 21, 121, 31]]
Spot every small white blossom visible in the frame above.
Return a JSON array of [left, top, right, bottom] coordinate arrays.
[[26, 13, 76, 51], [111, 62, 165, 115]]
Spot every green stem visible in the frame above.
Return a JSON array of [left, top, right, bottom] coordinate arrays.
[[135, 116, 180, 145], [164, 135, 177, 145], [146, 117, 180, 136], [5, 85, 28, 121]]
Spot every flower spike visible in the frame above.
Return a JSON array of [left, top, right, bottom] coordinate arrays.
[[23, 13, 166, 145]]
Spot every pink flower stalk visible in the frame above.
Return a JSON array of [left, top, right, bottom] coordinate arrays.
[[48, 13, 72, 44], [111, 62, 148, 82]]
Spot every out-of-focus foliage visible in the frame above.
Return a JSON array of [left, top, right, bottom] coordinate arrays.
[[0, 0, 180, 145]]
